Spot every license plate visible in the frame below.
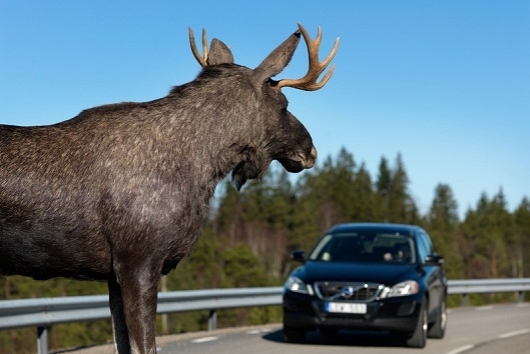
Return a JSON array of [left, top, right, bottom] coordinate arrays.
[[325, 302, 367, 314]]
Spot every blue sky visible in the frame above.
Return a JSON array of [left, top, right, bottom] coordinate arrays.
[[1, 1, 529, 219]]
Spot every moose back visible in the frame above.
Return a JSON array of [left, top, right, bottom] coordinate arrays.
[[0, 24, 338, 354]]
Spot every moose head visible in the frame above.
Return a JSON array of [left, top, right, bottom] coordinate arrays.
[[187, 24, 339, 189]]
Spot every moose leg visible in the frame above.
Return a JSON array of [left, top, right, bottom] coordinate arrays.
[[108, 274, 131, 354], [112, 263, 160, 354]]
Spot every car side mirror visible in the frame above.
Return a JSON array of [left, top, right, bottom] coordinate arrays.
[[290, 250, 306, 263], [424, 254, 444, 266]]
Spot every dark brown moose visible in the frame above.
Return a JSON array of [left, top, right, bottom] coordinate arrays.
[[0, 24, 338, 354]]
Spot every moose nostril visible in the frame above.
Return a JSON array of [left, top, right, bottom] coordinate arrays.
[[310, 146, 317, 160], [302, 146, 317, 169]]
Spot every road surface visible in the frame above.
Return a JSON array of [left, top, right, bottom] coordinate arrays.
[[68, 303, 530, 354]]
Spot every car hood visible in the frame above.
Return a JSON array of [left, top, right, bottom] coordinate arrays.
[[293, 261, 421, 285]]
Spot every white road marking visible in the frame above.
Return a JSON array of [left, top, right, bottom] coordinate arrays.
[[444, 344, 475, 354], [247, 328, 273, 334], [476, 305, 493, 311], [191, 336, 218, 343], [499, 328, 530, 338], [443, 327, 530, 354]]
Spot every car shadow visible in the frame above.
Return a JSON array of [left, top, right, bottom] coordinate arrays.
[[262, 328, 408, 347]]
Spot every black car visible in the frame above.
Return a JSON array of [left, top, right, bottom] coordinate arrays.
[[282, 223, 447, 348]]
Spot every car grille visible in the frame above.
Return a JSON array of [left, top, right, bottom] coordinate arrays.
[[314, 281, 383, 301]]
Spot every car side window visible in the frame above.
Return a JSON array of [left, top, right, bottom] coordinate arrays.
[[417, 232, 431, 263]]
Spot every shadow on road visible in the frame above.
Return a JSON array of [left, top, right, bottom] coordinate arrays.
[[263, 329, 408, 348]]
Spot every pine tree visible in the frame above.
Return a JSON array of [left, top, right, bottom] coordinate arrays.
[[427, 184, 463, 278], [513, 197, 530, 277], [350, 162, 376, 221], [375, 154, 418, 223], [375, 156, 392, 221]]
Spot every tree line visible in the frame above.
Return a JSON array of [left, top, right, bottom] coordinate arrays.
[[1, 147, 529, 353]]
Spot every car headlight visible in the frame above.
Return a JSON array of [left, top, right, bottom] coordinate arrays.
[[284, 276, 314, 295], [381, 280, 419, 298]]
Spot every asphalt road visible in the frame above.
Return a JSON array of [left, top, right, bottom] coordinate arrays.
[[71, 303, 530, 354]]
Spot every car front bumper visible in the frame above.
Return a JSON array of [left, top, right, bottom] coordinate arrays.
[[283, 291, 422, 333]]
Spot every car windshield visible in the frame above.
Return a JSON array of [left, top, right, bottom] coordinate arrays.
[[308, 232, 416, 264]]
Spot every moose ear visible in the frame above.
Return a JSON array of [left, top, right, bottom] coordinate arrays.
[[252, 30, 301, 84], [207, 39, 234, 65]]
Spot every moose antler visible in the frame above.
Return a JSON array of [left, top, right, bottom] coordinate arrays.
[[188, 28, 208, 67], [274, 24, 339, 91]]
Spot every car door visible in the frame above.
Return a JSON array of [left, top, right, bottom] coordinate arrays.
[[417, 231, 446, 315]]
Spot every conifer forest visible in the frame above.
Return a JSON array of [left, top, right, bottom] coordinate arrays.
[[1, 148, 529, 353]]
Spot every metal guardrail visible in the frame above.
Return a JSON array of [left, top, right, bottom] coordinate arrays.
[[0, 279, 528, 354], [0, 287, 284, 354], [447, 278, 530, 305]]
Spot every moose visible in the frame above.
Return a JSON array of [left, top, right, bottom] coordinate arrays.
[[0, 24, 338, 353]]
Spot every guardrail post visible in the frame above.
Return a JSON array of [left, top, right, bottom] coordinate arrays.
[[208, 309, 217, 331], [462, 293, 468, 307], [37, 326, 49, 354], [517, 291, 525, 303]]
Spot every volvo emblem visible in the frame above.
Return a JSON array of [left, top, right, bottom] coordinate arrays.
[[341, 286, 355, 298]]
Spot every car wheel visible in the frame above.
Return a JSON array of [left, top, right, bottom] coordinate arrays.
[[428, 299, 447, 339], [283, 326, 306, 343], [406, 297, 428, 348]]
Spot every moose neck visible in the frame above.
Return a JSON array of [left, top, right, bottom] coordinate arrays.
[[161, 65, 272, 192]]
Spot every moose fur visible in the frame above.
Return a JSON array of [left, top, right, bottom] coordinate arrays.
[[0, 25, 337, 353]]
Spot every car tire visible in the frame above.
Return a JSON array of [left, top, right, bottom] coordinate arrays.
[[283, 326, 306, 343], [428, 299, 447, 339], [406, 298, 428, 348]]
